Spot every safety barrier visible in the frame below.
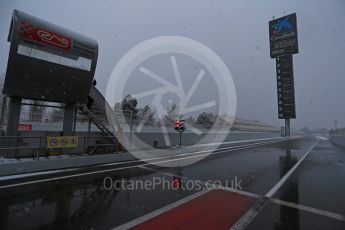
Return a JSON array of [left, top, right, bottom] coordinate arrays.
[[0, 135, 118, 160]]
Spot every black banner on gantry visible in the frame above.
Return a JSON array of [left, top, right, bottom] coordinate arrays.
[[3, 9, 98, 103]]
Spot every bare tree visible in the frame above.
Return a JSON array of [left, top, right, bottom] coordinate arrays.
[[196, 112, 215, 128], [137, 105, 156, 125], [165, 103, 180, 121]]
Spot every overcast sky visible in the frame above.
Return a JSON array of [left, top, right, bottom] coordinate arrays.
[[0, 0, 344, 129]]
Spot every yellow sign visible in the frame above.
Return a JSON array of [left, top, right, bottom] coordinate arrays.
[[47, 136, 79, 148]]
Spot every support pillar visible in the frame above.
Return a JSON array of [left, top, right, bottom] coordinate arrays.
[[63, 102, 76, 136], [6, 97, 21, 158], [63, 102, 76, 155], [285, 119, 290, 137]]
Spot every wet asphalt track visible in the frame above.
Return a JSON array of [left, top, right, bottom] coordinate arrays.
[[0, 135, 344, 229]]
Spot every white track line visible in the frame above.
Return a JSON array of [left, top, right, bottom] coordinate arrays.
[[0, 168, 80, 181], [120, 157, 345, 230], [133, 137, 289, 164], [112, 189, 210, 230], [128, 138, 345, 229], [265, 139, 319, 197], [0, 138, 288, 189], [0, 137, 285, 182], [121, 136, 285, 156], [270, 198, 345, 221], [230, 197, 268, 230], [232, 138, 321, 229], [188, 136, 285, 148], [316, 135, 328, 141]]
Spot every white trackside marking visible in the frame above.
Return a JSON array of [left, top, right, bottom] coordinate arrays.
[[316, 135, 328, 141], [269, 198, 345, 222], [112, 189, 210, 230], [0, 137, 285, 182], [265, 139, 319, 197], [0, 138, 287, 189], [0, 168, 79, 181], [115, 161, 345, 230]]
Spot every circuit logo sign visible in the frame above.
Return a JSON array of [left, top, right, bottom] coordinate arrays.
[[37, 30, 69, 48], [19, 21, 71, 51]]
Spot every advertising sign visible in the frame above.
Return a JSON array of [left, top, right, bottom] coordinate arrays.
[[269, 13, 298, 58]]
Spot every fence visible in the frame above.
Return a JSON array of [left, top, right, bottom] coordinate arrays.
[[0, 135, 118, 160], [0, 96, 279, 133]]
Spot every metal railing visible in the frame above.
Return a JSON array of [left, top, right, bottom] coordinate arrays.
[[0, 135, 118, 160]]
